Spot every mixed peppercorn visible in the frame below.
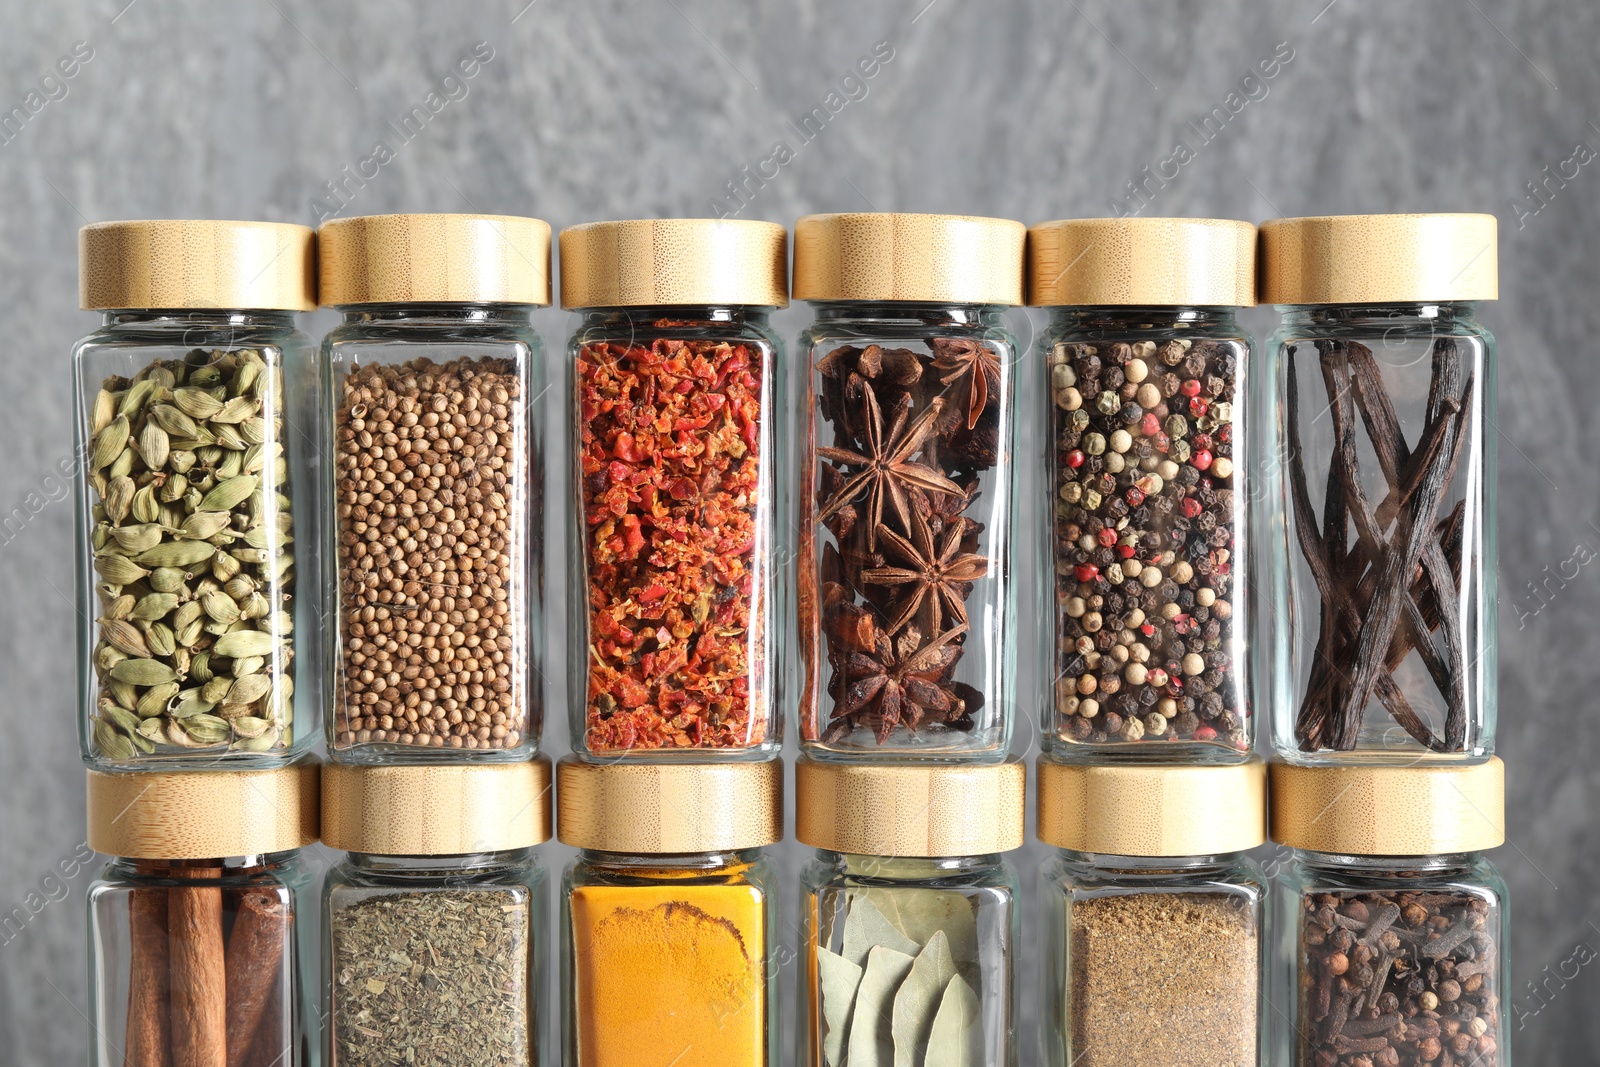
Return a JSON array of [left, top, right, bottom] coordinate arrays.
[[1050, 335, 1246, 750], [577, 336, 766, 750]]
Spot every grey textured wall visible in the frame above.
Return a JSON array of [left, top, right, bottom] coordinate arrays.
[[1, 1, 1597, 1063]]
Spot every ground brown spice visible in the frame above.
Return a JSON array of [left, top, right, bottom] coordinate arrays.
[[1069, 891, 1258, 1067]]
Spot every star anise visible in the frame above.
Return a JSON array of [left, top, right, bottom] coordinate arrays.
[[931, 337, 1002, 430], [828, 623, 968, 743], [861, 512, 988, 635], [816, 387, 961, 548]]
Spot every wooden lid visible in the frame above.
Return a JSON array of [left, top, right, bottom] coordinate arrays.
[[322, 758, 552, 854], [1270, 758, 1504, 855], [80, 220, 315, 311], [793, 213, 1024, 305], [318, 213, 552, 306], [1259, 213, 1498, 304], [1037, 756, 1266, 856], [1027, 217, 1256, 307], [796, 757, 1025, 857], [87, 757, 319, 859], [556, 757, 781, 853], [559, 218, 788, 308]]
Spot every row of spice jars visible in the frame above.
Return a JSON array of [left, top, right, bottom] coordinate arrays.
[[72, 211, 1499, 770], [83, 752, 1508, 1066]]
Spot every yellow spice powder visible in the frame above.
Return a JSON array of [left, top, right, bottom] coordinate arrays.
[[571, 885, 766, 1067]]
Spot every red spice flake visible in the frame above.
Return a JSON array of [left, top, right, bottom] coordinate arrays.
[[577, 337, 767, 750]]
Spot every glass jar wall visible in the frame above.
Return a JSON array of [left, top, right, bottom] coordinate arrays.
[[320, 759, 553, 1066], [793, 213, 1025, 759], [74, 220, 319, 767], [1037, 758, 1268, 1067], [1259, 214, 1498, 763], [556, 758, 783, 1067], [1270, 761, 1509, 1067], [1029, 218, 1258, 761], [560, 220, 787, 759], [796, 758, 1025, 1066], [318, 214, 552, 762], [85, 761, 320, 1067]]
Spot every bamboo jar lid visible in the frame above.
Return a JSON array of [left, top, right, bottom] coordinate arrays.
[[318, 213, 552, 306], [1270, 759, 1504, 855], [80, 220, 316, 311], [796, 757, 1025, 857], [322, 758, 552, 855], [793, 213, 1025, 305], [1027, 217, 1256, 307], [557, 757, 782, 853], [1259, 213, 1498, 304], [1037, 756, 1266, 857], [87, 758, 319, 859], [559, 218, 789, 309]]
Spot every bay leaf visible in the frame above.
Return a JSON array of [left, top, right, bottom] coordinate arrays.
[[818, 947, 864, 1067], [846, 945, 915, 1067], [855, 888, 980, 969], [891, 930, 956, 1067], [843, 895, 920, 969], [924, 976, 982, 1067]]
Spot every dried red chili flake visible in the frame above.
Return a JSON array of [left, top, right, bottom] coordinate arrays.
[[577, 336, 767, 751]]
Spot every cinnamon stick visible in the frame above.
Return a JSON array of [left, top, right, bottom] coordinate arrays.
[[169, 865, 227, 1067], [125, 884, 172, 1067], [224, 891, 289, 1067]]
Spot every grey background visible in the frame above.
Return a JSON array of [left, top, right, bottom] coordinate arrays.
[[0, 0, 1596, 1063]]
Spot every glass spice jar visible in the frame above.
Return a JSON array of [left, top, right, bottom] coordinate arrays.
[[1029, 217, 1257, 761], [560, 219, 787, 759], [1271, 760, 1509, 1067], [321, 759, 552, 1067], [1037, 757, 1269, 1067], [1259, 214, 1498, 764], [85, 759, 320, 1067], [73, 220, 319, 768], [795, 757, 1025, 1067], [793, 213, 1025, 760], [319, 214, 552, 763], [556, 757, 782, 1067]]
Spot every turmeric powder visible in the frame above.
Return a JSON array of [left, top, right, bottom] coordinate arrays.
[[570, 883, 768, 1067]]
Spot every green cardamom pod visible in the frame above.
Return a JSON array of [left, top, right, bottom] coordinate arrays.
[[99, 619, 151, 658], [172, 599, 202, 630], [95, 718, 135, 760], [230, 716, 274, 739], [231, 655, 266, 678], [230, 548, 271, 565], [109, 658, 177, 687], [146, 622, 176, 657], [108, 447, 136, 480], [200, 676, 234, 704], [131, 484, 161, 524], [215, 446, 245, 475], [239, 592, 270, 620], [190, 651, 213, 683], [94, 554, 151, 586], [159, 472, 189, 503], [91, 415, 130, 470], [210, 551, 241, 581], [134, 540, 216, 568], [150, 404, 200, 438], [171, 689, 214, 718], [227, 674, 273, 706], [90, 389, 117, 434], [223, 577, 256, 600], [201, 590, 241, 625], [211, 396, 258, 424], [199, 475, 258, 512], [139, 420, 170, 470], [109, 680, 139, 711], [169, 450, 197, 474], [233, 359, 261, 396], [132, 592, 180, 621], [102, 703, 143, 735], [95, 644, 128, 673], [104, 594, 136, 621], [182, 715, 232, 745], [91, 524, 111, 551], [135, 681, 179, 717], [181, 511, 233, 541], [239, 418, 267, 446], [173, 386, 224, 420], [164, 719, 208, 749], [118, 379, 157, 417], [176, 619, 204, 647], [188, 363, 223, 388], [147, 567, 184, 594], [137, 717, 166, 742], [109, 524, 163, 554], [104, 476, 135, 525]]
